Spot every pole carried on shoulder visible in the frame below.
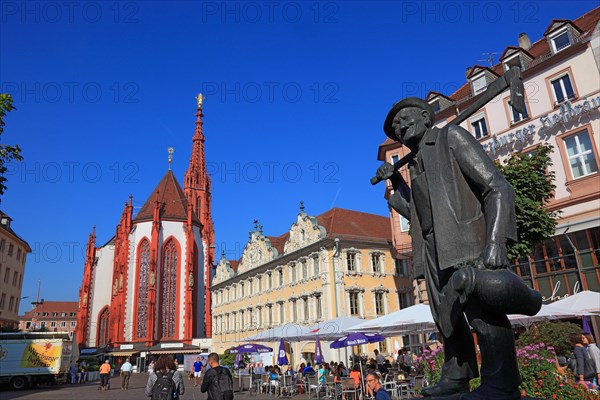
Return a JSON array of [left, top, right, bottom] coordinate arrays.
[[370, 66, 525, 185]]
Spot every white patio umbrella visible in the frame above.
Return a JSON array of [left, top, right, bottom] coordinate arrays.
[[345, 304, 437, 336], [508, 303, 579, 327], [549, 290, 600, 315], [297, 316, 366, 340]]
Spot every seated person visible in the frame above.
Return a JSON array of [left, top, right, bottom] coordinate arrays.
[[302, 362, 316, 376]]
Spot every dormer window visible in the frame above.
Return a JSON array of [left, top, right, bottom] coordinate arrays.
[[430, 99, 441, 113], [550, 28, 571, 53], [472, 74, 487, 95], [503, 54, 523, 71]]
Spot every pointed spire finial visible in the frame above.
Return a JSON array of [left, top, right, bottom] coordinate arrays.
[[196, 93, 203, 110], [168, 147, 175, 170], [300, 201, 305, 212], [253, 219, 259, 231], [221, 250, 225, 259]]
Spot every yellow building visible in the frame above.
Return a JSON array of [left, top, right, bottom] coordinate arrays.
[[211, 205, 413, 364]]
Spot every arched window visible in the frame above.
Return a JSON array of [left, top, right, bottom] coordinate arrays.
[[97, 307, 110, 347], [160, 239, 179, 338], [136, 240, 151, 339]]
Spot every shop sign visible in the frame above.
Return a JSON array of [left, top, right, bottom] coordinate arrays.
[[482, 95, 600, 155]]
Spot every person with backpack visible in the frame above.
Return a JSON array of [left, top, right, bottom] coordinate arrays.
[[201, 353, 234, 400], [145, 355, 185, 400]]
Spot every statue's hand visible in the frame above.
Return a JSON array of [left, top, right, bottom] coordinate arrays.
[[481, 241, 509, 269], [376, 162, 395, 181]]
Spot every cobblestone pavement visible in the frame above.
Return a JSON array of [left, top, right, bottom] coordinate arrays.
[[0, 373, 327, 400]]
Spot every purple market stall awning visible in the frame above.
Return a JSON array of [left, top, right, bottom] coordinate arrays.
[[329, 332, 385, 349], [314, 336, 324, 364], [277, 338, 289, 365], [229, 343, 273, 354]]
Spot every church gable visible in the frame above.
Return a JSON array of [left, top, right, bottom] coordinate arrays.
[[283, 209, 326, 254]]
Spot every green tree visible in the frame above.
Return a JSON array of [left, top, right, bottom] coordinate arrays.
[[0, 94, 22, 199], [496, 145, 558, 261]]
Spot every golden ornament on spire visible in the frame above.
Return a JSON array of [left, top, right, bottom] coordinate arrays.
[[196, 93, 203, 109]]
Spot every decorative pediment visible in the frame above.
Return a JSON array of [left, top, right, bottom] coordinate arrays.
[[238, 230, 279, 273], [284, 210, 326, 254], [212, 257, 236, 285]]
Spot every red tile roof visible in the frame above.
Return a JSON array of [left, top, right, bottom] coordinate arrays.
[[20, 301, 78, 318], [133, 170, 199, 223], [266, 233, 290, 255], [316, 208, 392, 241]]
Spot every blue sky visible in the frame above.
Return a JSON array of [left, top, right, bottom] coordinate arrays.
[[1, 0, 597, 313]]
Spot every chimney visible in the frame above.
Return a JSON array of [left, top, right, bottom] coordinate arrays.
[[465, 67, 473, 79], [518, 32, 531, 50]]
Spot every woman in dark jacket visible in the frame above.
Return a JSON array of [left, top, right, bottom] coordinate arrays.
[[145, 355, 185, 399]]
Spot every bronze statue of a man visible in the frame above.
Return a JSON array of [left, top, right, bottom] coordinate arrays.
[[376, 98, 541, 399]]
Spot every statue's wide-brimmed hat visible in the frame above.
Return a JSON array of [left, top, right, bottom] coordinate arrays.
[[383, 97, 435, 141]]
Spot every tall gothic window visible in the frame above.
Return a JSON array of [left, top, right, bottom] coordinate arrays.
[[160, 240, 179, 338], [136, 240, 151, 339], [97, 307, 110, 347]]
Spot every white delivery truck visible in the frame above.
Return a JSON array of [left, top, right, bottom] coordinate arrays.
[[0, 332, 73, 390]]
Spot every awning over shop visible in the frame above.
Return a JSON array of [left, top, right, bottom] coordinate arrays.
[[146, 342, 202, 355], [108, 350, 140, 357]]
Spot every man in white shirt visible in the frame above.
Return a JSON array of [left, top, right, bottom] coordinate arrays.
[[120, 358, 133, 390]]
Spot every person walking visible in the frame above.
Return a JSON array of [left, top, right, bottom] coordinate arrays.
[[366, 372, 391, 400], [145, 355, 185, 399], [201, 353, 234, 400], [99, 360, 111, 390], [583, 333, 600, 388], [120, 358, 133, 390], [193, 356, 204, 387], [69, 362, 78, 384], [569, 332, 596, 389]]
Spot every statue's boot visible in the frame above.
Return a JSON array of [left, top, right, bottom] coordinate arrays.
[[465, 304, 522, 399], [421, 378, 470, 397]]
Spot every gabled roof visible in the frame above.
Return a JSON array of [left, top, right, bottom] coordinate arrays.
[[466, 65, 500, 79], [499, 46, 534, 61], [426, 91, 453, 102], [133, 170, 198, 223], [544, 19, 583, 36]]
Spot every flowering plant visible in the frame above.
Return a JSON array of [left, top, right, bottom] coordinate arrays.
[[414, 345, 444, 386], [517, 343, 598, 399], [413, 342, 599, 399]]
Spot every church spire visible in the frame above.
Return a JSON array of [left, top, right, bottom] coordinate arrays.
[[183, 93, 215, 338]]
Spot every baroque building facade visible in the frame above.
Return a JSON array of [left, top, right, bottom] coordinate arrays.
[[211, 206, 414, 362], [378, 7, 600, 307], [75, 98, 215, 350]]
